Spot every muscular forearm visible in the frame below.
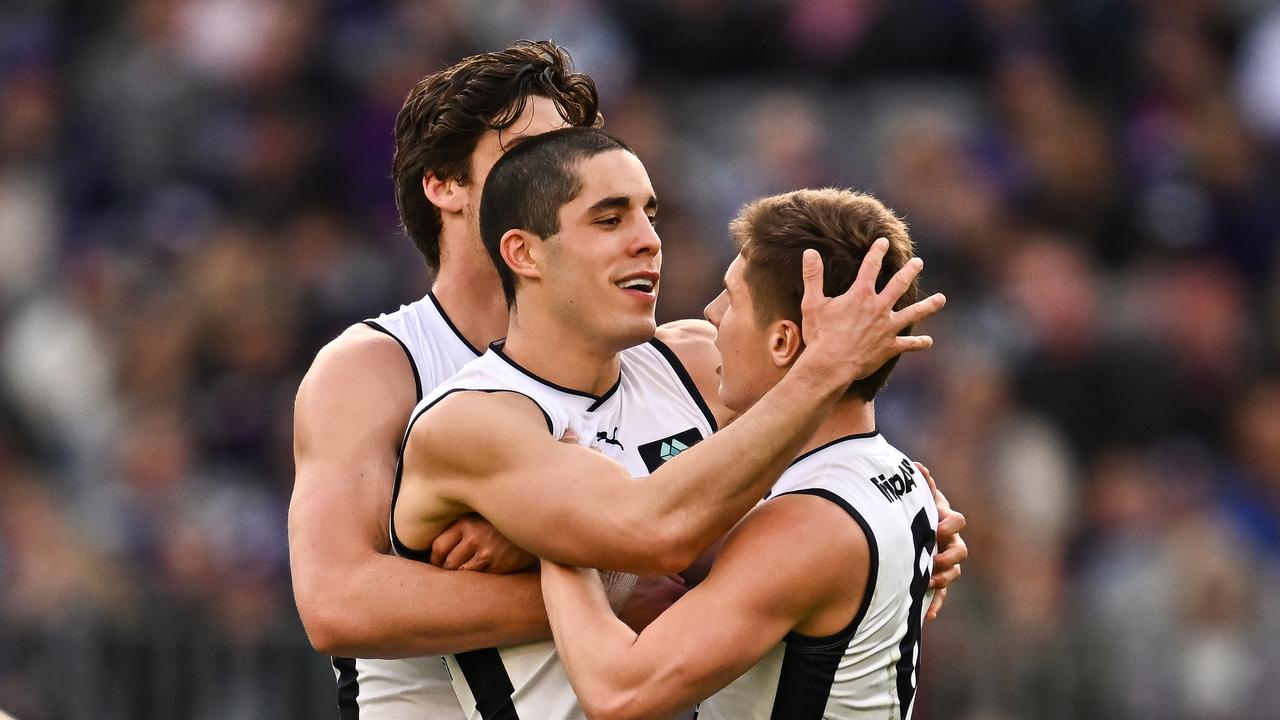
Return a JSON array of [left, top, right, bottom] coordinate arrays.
[[297, 551, 549, 658], [542, 565, 650, 718], [637, 359, 843, 564]]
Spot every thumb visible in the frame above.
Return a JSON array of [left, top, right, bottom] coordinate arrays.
[[800, 249, 826, 303]]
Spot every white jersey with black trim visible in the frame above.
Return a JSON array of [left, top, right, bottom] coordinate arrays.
[[331, 292, 482, 720], [699, 431, 938, 720], [391, 338, 717, 720]]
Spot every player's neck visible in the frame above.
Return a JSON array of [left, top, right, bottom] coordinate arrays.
[[431, 234, 510, 350], [502, 311, 622, 397], [796, 398, 876, 458]]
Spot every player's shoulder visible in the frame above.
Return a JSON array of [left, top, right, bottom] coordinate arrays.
[[709, 491, 869, 612], [297, 324, 415, 405], [655, 319, 716, 348], [406, 388, 553, 466]]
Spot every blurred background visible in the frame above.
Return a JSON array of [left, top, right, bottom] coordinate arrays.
[[1, 0, 1279, 718]]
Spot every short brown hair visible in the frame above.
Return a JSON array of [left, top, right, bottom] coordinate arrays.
[[730, 188, 918, 401], [392, 40, 601, 271]]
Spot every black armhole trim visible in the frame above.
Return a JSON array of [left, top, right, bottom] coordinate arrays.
[[427, 291, 483, 357], [774, 488, 878, 647], [648, 337, 719, 432], [788, 430, 879, 468], [362, 320, 424, 402], [389, 388, 554, 561]]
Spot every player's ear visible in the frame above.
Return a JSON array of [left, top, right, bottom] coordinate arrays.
[[769, 319, 803, 368], [423, 171, 465, 214], [501, 229, 543, 282]]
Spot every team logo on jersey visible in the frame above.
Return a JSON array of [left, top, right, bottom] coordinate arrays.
[[869, 458, 920, 503], [638, 428, 703, 472]]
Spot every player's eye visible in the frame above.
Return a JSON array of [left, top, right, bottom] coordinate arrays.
[[596, 216, 621, 227]]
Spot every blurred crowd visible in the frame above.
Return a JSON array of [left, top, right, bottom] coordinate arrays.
[[2, 0, 1279, 718]]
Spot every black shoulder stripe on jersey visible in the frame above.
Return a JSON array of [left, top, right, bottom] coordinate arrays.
[[768, 488, 880, 719], [428, 291, 483, 357], [647, 337, 719, 432], [775, 488, 879, 647], [333, 656, 360, 718], [363, 320, 424, 401], [390, 388, 555, 560], [455, 648, 520, 719]]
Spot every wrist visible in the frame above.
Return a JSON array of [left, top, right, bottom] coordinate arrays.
[[789, 354, 854, 399]]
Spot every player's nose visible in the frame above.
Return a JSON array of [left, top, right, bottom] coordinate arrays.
[[703, 292, 725, 327], [631, 215, 661, 256]]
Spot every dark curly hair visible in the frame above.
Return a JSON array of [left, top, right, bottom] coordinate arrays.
[[392, 40, 601, 271]]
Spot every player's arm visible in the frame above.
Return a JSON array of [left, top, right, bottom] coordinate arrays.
[[410, 338, 856, 576], [541, 494, 868, 720], [288, 327, 548, 658]]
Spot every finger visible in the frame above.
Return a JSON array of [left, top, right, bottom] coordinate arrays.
[[893, 292, 947, 328], [459, 556, 491, 572], [937, 510, 967, 536], [851, 237, 889, 294], [929, 564, 961, 589], [800, 248, 827, 306], [926, 587, 948, 621], [936, 532, 969, 563], [442, 541, 474, 571], [666, 573, 688, 586], [891, 334, 934, 354], [430, 526, 462, 566], [934, 544, 969, 569], [561, 428, 580, 444], [911, 458, 942, 499], [879, 255, 924, 307]]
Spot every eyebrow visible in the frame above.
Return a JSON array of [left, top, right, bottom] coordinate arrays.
[[586, 194, 659, 214]]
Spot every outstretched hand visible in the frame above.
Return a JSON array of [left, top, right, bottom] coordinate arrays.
[[797, 240, 946, 386]]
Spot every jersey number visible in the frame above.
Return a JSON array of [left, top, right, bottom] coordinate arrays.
[[895, 508, 936, 717]]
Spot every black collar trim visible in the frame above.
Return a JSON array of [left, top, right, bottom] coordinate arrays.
[[427, 291, 482, 357], [788, 430, 880, 468], [489, 341, 621, 410]]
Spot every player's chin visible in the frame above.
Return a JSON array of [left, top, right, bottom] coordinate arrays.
[[618, 316, 658, 347]]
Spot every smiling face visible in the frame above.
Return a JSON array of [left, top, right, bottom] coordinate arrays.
[[536, 149, 662, 352], [703, 254, 790, 413]]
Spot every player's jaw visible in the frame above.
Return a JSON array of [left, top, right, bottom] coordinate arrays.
[[705, 256, 778, 413]]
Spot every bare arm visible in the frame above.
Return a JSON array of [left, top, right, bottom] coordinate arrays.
[[404, 245, 943, 575], [288, 326, 548, 658], [540, 495, 868, 720]]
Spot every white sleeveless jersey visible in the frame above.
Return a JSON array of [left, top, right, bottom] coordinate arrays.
[[331, 292, 481, 720], [391, 339, 717, 720], [699, 432, 938, 720]]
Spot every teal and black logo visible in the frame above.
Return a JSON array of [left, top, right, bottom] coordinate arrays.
[[638, 428, 704, 473]]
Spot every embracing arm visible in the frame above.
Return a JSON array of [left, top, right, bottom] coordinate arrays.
[[288, 327, 548, 658], [418, 246, 940, 575], [540, 494, 868, 720]]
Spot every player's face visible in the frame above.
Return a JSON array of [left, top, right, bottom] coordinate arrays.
[[704, 255, 783, 413], [465, 96, 572, 233], [541, 149, 661, 351]]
